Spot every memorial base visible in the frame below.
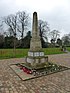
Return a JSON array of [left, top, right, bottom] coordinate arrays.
[[25, 56, 48, 68]]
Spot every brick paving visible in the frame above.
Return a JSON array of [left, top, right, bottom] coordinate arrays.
[[0, 54, 70, 93]]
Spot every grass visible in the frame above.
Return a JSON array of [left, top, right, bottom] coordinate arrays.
[[67, 47, 70, 51], [43, 48, 64, 55], [0, 49, 28, 59], [0, 47, 69, 59]]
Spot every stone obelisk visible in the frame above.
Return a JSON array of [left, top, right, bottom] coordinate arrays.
[[30, 12, 42, 51], [26, 12, 48, 67]]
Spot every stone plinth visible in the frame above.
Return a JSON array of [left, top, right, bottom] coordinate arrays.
[[26, 56, 48, 67]]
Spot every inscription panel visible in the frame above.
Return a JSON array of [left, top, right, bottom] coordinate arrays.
[[40, 52, 44, 56], [28, 52, 44, 57], [28, 52, 33, 56], [27, 58, 34, 63], [34, 52, 39, 56]]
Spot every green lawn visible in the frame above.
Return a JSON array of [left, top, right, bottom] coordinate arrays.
[[43, 48, 64, 55], [0, 47, 69, 59], [0, 49, 28, 59], [67, 47, 70, 51]]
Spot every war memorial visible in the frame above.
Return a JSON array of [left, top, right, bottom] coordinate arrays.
[[10, 12, 70, 80], [0, 11, 70, 93]]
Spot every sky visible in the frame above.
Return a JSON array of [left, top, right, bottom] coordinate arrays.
[[0, 0, 70, 37]]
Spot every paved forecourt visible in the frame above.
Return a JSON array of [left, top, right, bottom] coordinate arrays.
[[0, 53, 70, 93]]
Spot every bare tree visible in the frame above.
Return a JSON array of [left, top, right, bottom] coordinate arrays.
[[3, 14, 17, 56], [0, 23, 2, 29], [0, 18, 4, 34], [50, 30, 60, 43], [62, 33, 70, 46], [17, 11, 30, 39], [38, 20, 50, 42], [0, 33, 4, 48], [16, 11, 30, 47]]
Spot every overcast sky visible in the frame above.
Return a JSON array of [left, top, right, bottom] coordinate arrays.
[[0, 0, 70, 37]]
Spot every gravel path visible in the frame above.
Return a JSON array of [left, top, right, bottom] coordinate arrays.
[[0, 53, 70, 93]]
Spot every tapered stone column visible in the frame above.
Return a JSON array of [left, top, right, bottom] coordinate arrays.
[[30, 12, 42, 51], [26, 12, 48, 67]]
